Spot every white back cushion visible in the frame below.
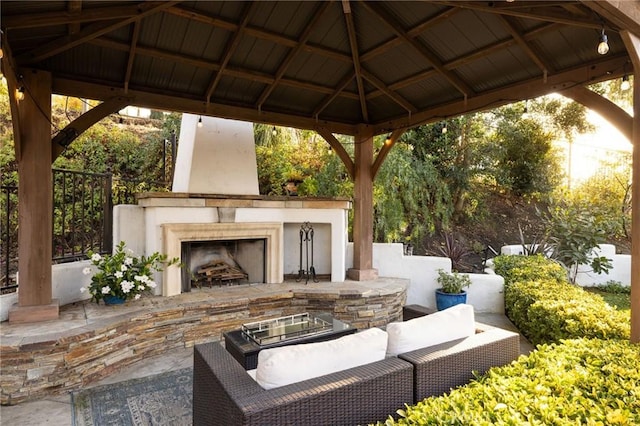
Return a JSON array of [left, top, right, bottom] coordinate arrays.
[[386, 304, 475, 356], [255, 327, 388, 390]]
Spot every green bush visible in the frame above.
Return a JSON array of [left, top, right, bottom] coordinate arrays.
[[492, 254, 566, 286], [506, 279, 630, 345], [380, 338, 640, 425]]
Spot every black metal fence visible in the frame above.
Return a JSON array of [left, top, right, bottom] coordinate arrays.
[[1, 169, 169, 293]]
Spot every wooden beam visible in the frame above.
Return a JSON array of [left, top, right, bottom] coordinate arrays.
[[52, 76, 359, 135], [372, 129, 404, 179], [316, 128, 355, 180], [343, 0, 369, 122], [560, 85, 632, 141], [360, 68, 417, 114], [619, 30, 640, 344], [347, 127, 378, 281], [9, 69, 58, 322], [256, 2, 331, 109], [205, 2, 256, 103], [369, 54, 629, 134], [52, 97, 131, 161], [364, 2, 475, 97], [313, 72, 356, 118], [17, 2, 180, 64], [499, 15, 553, 76], [123, 21, 141, 93]]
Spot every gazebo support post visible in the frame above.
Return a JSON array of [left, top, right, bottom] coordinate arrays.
[[8, 69, 59, 323], [620, 30, 640, 343], [347, 127, 378, 281]]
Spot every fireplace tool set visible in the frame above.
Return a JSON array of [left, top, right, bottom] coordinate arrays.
[[296, 222, 319, 284]]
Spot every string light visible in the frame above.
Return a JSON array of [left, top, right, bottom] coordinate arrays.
[[15, 86, 25, 101], [441, 125, 447, 134], [597, 27, 609, 55], [272, 126, 277, 136], [197, 116, 203, 128], [384, 134, 392, 145], [621, 75, 630, 91]]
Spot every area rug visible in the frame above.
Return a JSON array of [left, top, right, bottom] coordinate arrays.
[[72, 367, 192, 426]]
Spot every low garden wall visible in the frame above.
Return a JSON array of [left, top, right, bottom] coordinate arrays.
[[0, 279, 406, 405]]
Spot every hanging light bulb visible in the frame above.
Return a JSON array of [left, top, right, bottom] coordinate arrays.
[[621, 74, 630, 91], [15, 86, 24, 101], [385, 134, 392, 145], [441, 125, 447, 134], [597, 27, 609, 55], [272, 126, 277, 136], [197, 116, 203, 128]]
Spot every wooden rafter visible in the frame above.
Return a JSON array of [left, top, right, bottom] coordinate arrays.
[[343, 0, 368, 122], [364, 2, 474, 97], [166, 4, 353, 65], [313, 72, 356, 118], [372, 129, 404, 179], [255, 2, 331, 109], [16, 2, 179, 65], [360, 68, 416, 113], [499, 15, 553, 76], [124, 21, 141, 93], [360, 7, 458, 63], [67, 1, 82, 35], [316, 129, 355, 179], [434, 1, 613, 30], [205, 2, 256, 103]]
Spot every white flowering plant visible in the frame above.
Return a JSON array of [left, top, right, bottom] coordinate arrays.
[[82, 241, 179, 304]]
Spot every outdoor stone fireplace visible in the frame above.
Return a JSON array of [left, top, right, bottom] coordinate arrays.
[[112, 115, 352, 297]]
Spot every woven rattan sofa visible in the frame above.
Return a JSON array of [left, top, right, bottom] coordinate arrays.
[[193, 306, 520, 426], [193, 342, 414, 426], [398, 322, 520, 401]]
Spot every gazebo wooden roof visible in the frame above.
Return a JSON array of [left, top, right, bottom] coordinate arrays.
[[1, 1, 638, 341]]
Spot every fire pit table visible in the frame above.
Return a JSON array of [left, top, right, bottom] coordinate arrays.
[[223, 312, 356, 369]]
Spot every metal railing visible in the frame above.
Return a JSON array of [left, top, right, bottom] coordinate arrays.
[[1, 169, 170, 293], [1, 185, 18, 292]]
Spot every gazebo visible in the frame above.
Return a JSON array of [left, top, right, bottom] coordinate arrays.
[[1, 1, 637, 341]]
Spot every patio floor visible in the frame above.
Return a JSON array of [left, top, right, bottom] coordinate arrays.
[[0, 281, 533, 424]]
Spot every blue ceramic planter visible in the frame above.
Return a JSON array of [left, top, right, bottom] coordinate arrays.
[[103, 295, 126, 305], [435, 289, 467, 311]]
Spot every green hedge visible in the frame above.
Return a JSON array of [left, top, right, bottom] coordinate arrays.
[[493, 254, 630, 345], [506, 279, 630, 345], [380, 338, 640, 425], [492, 254, 566, 286]]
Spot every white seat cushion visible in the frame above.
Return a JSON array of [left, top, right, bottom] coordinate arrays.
[[255, 327, 388, 390], [386, 303, 475, 357]]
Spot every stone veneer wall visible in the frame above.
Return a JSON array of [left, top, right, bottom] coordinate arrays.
[[0, 281, 406, 405]]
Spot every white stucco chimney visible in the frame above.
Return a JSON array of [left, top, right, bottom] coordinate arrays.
[[172, 114, 259, 195]]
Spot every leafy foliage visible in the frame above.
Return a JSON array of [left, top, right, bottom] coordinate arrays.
[[381, 338, 640, 425], [538, 202, 613, 283], [436, 269, 471, 294]]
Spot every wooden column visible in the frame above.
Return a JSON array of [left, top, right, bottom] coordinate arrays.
[[9, 69, 59, 322], [347, 127, 378, 281], [621, 30, 640, 343]]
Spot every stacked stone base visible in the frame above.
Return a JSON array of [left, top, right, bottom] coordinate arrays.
[[0, 279, 406, 405]]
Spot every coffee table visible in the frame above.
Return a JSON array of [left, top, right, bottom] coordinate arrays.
[[223, 312, 356, 369]]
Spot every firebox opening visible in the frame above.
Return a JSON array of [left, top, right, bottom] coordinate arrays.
[[181, 239, 266, 291]]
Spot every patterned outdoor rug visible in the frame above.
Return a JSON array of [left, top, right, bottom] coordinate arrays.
[[72, 367, 193, 426]]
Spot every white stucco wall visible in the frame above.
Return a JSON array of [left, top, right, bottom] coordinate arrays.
[[346, 243, 505, 313], [501, 243, 631, 287]]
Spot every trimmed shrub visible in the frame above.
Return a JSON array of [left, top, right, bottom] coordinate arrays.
[[506, 279, 630, 345], [492, 254, 566, 286], [380, 338, 640, 425]]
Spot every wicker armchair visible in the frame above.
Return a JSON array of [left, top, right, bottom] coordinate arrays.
[[193, 342, 414, 426], [398, 323, 520, 401]]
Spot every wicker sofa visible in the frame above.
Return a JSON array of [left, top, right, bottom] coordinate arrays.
[[193, 307, 520, 426], [193, 342, 413, 426], [399, 322, 520, 401]]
